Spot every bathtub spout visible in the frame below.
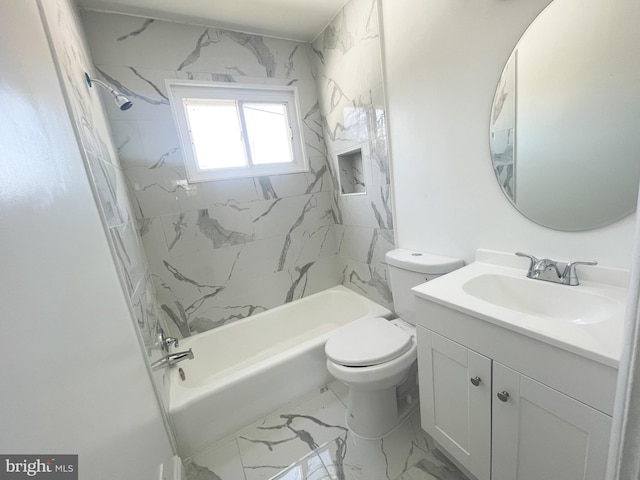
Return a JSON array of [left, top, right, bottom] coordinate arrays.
[[151, 349, 194, 371]]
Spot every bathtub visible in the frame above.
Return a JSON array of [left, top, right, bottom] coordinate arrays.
[[168, 285, 392, 457]]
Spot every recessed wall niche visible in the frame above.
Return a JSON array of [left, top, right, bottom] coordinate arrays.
[[337, 146, 366, 195]]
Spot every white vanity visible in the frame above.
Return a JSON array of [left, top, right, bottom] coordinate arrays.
[[412, 250, 628, 480]]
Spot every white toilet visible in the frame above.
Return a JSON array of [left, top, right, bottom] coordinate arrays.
[[325, 249, 464, 439]]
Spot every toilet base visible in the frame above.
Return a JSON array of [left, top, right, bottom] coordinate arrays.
[[345, 368, 419, 439]]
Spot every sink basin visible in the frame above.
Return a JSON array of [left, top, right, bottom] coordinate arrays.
[[462, 273, 619, 324], [412, 250, 629, 367]]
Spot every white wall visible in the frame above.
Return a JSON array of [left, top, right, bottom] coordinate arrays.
[[381, 0, 637, 269], [39, 0, 172, 411], [0, 1, 175, 477]]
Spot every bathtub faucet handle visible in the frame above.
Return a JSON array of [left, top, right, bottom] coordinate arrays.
[[157, 327, 179, 353]]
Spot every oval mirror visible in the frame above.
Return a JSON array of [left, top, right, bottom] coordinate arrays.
[[489, 0, 640, 231]]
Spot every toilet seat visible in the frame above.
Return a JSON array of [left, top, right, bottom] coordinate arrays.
[[325, 317, 413, 367]]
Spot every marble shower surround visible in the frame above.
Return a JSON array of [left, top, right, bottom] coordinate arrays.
[[80, 0, 394, 337], [311, 0, 395, 311]]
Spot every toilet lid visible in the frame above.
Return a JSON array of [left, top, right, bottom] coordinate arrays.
[[325, 317, 413, 367]]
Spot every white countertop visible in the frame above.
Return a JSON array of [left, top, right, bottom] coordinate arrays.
[[412, 250, 629, 367]]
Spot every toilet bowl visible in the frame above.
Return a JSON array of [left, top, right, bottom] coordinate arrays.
[[326, 317, 418, 439], [325, 249, 464, 439]]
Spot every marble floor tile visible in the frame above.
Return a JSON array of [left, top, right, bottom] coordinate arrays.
[[315, 412, 464, 480], [400, 455, 468, 480], [396, 467, 438, 480], [269, 449, 333, 480], [184, 382, 470, 480], [185, 436, 244, 479], [238, 388, 348, 480]]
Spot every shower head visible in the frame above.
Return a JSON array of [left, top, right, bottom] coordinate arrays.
[[84, 72, 133, 111]]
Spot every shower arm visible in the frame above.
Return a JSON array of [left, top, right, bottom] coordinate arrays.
[[84, 72, 133, 111]]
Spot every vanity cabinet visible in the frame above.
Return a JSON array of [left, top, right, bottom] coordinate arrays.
[[491, 362, 611, 480], [418, 327, 612, 480], [418, 328, 492, 480]]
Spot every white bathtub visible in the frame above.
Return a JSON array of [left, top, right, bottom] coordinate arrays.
[[168, 285, 391, 457]]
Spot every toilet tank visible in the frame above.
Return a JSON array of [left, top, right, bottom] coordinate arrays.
[[385, 249, 464, 325]]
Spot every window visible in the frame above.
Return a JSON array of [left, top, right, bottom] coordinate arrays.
[[167, 80, 308, 182]]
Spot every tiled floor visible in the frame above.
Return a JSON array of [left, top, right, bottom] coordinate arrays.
[[183, 382, 470, 480]]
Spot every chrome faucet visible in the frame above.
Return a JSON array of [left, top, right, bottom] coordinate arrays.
[[532, 258, 563, 279], [151, 327, 193, 371], [157, 327, 179, 355], [515, 252, 597, 286], [151, 349, 194, 371]]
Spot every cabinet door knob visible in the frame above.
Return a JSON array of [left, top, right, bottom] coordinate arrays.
[[497, 391, 510, 402], [470, 376, 481, 386]]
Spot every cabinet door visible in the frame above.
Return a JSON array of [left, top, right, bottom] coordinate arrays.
[[417, 327, 492, 480], [492, 362, 611, 480]]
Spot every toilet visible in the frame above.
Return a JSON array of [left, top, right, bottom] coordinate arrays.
[[325, 249, 464, 439]]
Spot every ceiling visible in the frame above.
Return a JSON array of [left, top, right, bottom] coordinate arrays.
[[75, 0, 348, 42]]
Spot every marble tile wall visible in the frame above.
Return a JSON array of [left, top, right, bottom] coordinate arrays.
[[80, 0, 394, 338], [81, 12, 341, 338], [312, 0, 395, 310], [40, 0, 167, 398]]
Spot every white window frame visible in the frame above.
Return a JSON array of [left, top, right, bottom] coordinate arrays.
[[166, 80, 309, 182]]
